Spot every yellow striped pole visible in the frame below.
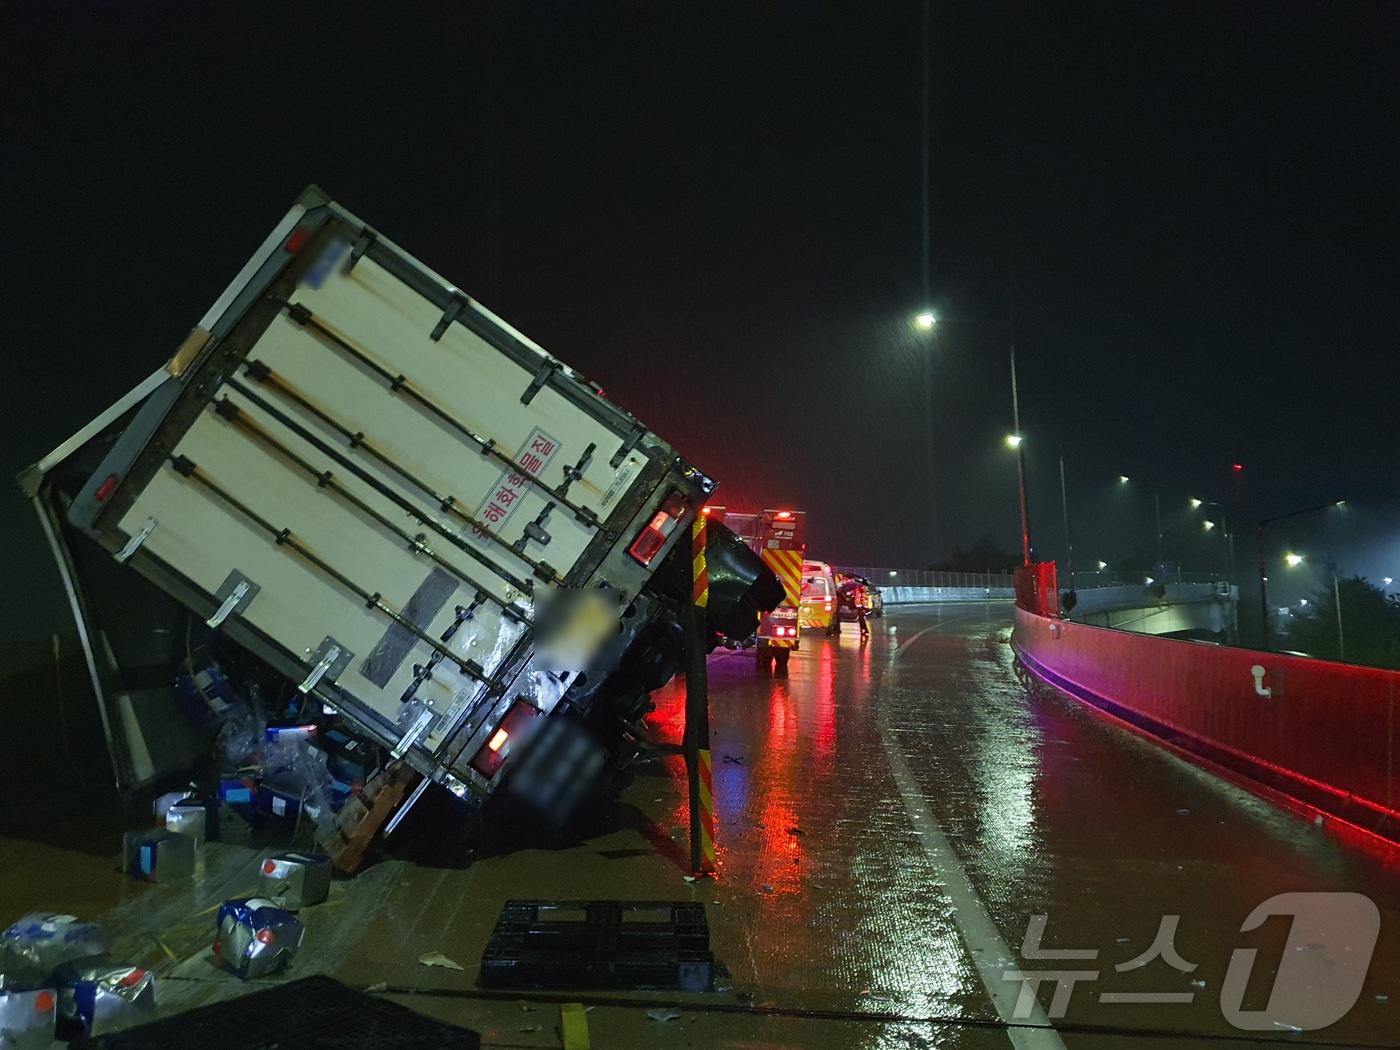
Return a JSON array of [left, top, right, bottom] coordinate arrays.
[[685, 513, 716, 874]]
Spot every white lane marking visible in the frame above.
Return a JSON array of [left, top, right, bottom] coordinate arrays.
[[877, 614, 1067, 1050]]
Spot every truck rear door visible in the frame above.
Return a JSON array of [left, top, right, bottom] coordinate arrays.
[[39, 187, 706, 797]]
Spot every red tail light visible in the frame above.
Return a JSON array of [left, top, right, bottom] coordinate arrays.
[[284, 228, 310, 254], [627, 491, 688, 566], [471, 700, 541, 779], [256, 928, 276, 945], [775, 510, 793, 520]]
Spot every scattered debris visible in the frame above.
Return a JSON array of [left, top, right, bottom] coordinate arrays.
[[517, 1000, 537, 1012], [1377, 994, 1389, 1003], [258, 851, 333, 909], [1, 914, 105, 985], [761, 884, 774, 893], [786, 827, 805, 836], [723, 755, 744, 765], [417, 952, 465, 971], [215, 899, 305, 980], [1175, 809, 1190, 816], [56, 963, 157, 1038], [646, 1007, 682, 1022], [364, 982, 389, 993], [122, 830, 196, 884], [682, 875, 698, 884], [520, 1023, 542, 1032], [1273, 1021, 1304, 1033], [1190, 979, 1207, 988]]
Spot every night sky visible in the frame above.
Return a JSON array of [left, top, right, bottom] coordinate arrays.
[[4, 2, 1399, 646]]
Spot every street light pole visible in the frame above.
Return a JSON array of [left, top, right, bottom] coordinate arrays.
[[1256, 500, 1344, 651], [1154, 492, 1163, 566], [1009, 345, 1031, 565], [1058, 452, 1073, 586], [1333, 570, 1346, 661]]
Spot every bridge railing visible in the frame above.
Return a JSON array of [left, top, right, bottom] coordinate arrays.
[[834, 566, 1016, 605], [1064, 568, 1232, 590], [834, 566, 1016, 590]]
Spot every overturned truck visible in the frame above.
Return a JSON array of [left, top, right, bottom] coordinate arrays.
[[21, 186, 780, 866]]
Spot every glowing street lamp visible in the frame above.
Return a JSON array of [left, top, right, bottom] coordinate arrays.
[[1189, 498, 1203, 509], [1203, 519, 1216, 531], [1385, 577, 1394, 586], [915, 311, 936, 331], [1118, 475, 1130, 484], [1004, 433, 1023, 449], [1284, 552, 1304, 568], [1096, 560, 1108, 571]]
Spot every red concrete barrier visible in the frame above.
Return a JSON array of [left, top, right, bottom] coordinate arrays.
[[1012, 607, 1400, 848]]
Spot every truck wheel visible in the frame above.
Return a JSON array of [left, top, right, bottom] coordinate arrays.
[[774, 648, 790, 674]]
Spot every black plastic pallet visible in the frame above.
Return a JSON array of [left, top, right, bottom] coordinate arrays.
[[81, 976, 479, 1049], [479, 900, 716, 992]]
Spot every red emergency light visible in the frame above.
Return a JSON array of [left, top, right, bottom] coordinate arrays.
[[775, 510, 793, 520]]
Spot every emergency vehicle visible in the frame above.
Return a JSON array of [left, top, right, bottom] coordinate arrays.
[[800, 560, 841, 636], [703, 507, 805, 672]]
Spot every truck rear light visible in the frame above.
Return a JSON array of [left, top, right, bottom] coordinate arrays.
[[471, 699, 541, 779], [775, 510, 793, 520], [627, 491, 688, 566], [284, 228, 310, 254], [824, 598, 833, 610]]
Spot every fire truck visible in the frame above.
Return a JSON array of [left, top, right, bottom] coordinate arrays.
[[703, 507, 805, 673]]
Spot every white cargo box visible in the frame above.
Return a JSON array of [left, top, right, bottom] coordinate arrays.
[[24, 186, 713, 800]]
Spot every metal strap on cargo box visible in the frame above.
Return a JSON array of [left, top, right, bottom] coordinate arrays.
[[210, 396, 532, 627], [166, 454, 504, 694], [430, 293, 469, 342], [228, 369, 559, 590], [114, 516, 158, 563], [278, 301, 601, 530], [205, 576, 259, 632], [298, 636, 353, 694]]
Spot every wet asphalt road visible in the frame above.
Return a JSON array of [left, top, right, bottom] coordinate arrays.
[[644, 601, 1400, 1047], [5, 601, 1400, 1047]]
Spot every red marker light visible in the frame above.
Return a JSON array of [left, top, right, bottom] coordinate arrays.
[[34, 991, 54, 1013], [487, 727, 509, 752], [284, 228, 310, 254], [262, 860, 277, 875], [1231, 463, 1244, 473], [627, 491, 687, 566], [95, 474, 119, 503], [256, 928, 276, 945], [775, 510, 793, 520], [701, 506, 712, 516]]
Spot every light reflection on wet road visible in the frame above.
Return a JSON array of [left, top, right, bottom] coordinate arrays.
[[648, 602, 1400, 1047]]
